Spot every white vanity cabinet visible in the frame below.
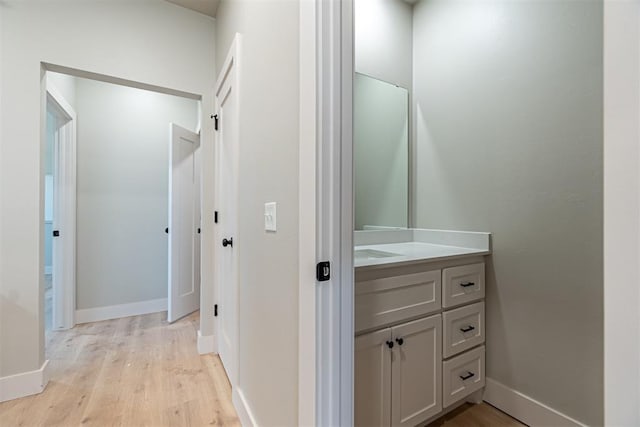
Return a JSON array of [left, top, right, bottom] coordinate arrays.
[[355, 315, 442, 427], [355, 257, 487, 427]]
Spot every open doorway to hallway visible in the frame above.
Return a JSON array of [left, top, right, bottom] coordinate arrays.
[[43, 70, 203, 342]]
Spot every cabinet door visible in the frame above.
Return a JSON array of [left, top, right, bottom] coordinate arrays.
[[391, 315, 442, 427], [355, 328, 392, 427]]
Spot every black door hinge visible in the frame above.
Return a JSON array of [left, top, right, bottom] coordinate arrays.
[[211, 114, 219, 131], [214, 211, 219, 223], [214, 304, 218, 317], [316, 261, 330, 282]]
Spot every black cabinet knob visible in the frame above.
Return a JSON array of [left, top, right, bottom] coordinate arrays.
[[386, 340, 394, 349], [395, 338, 404, 346], [165, 227, 169, 234]]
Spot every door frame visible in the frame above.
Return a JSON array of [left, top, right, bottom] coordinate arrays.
[[45, 77, 77, 331], [312, 0, 355, 425], [214, 33, 242, 388]]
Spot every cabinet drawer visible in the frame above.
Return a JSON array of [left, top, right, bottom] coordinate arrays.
[[443, 302, 485, 358], [356, 270, 441, 333], [442, 346, 485, 408], [442, 263, 485, 308]]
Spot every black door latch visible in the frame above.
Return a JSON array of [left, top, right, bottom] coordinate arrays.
[[316, 261, 330, 282]]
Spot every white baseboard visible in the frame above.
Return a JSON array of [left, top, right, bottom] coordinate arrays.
[[233, 388, 258, 427], [0, 360, 50, 403], [75, 298, 167, 324], [44, 266, 52, 275], [484, 377, 586, 427], [197, 330, 216, 355]]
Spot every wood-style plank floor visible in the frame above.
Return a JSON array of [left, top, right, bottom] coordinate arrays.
[[428, 402, 526, 427], [1, 310, 524, 427], [0, 311, 240, 427]]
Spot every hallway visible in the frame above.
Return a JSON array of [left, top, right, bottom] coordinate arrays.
[[0, 312, 239, 426]]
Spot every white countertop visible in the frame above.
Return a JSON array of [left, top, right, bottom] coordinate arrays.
[[354, 228, 491, 269]]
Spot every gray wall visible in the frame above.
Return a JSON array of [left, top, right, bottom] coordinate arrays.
[[75, 78, 198, 309], [215, 1, 300, 425], [412, 0, 603, 424], [355, 0, 413, 91]]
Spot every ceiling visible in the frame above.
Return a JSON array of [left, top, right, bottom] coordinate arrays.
[[165, 0, 219, 18]]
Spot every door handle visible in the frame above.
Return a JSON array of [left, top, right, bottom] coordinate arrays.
[[460, 325, 476, 333], [460, 282, 475, 288], [222, 238, 233, 248]]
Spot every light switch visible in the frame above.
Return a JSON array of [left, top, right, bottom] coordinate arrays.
[[264, 202, 277, 232]]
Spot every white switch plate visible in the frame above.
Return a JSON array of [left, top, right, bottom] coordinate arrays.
[[264, 202, 277, 232]]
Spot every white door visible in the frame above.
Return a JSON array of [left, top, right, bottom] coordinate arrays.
[[391, 315, 442, 427], [215, 35, 241, 384], [47, 84, 77, 331], [168, 123, 201, 323], [355, 328, 392, 427]]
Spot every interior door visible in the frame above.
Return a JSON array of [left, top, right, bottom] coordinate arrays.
[[168, 123, 201, 323], [215, 36, 240, 384]]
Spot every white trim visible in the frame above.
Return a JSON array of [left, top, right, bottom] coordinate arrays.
[[75, 298, 167, 324], [298, 0, 317, 425], [0, 360, 50, 403], [44, 266, 52, 275], [484, 378, 586, 427], [316, 0, 354, 424], [232, 388, 258, 427], [603, 2, 640, 425], [197, 330, 216, 355]]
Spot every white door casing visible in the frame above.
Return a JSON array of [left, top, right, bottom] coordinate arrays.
[[46, 79, 77, 331], [215, 34, 241, 386], [168, 123, 201, 323]]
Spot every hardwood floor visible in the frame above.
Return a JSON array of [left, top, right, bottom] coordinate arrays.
[[1, 310, 523, 427], [0, 311, 239, 427], [428, 402, 526, 427]]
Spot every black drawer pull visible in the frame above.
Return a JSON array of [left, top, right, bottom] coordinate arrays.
[[460, 325, 475, 333], [460, 372, 475, 381], [460, 282, 475, 288]]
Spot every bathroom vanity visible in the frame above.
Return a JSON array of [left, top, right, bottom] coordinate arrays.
[[354, 229, 491, 427]]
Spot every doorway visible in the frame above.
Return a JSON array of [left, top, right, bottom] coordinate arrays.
[[43, 70, 203, 338]]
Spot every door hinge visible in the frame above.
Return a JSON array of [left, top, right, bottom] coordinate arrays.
[[212, 114, 219, 131], [214, 304, 218, 317], [214, 211, 219, 223], [316, 261, 330, 282]]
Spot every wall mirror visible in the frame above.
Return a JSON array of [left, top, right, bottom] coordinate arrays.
[[354, 72, 409, 230]]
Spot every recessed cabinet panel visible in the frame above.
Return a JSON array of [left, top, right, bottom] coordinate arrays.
[[442, 263, 485, 308], [442, 346, 485, 408], [443, 302, 485, 358], [355, 328, 392, 427], [391, 315, 442, 427], [356, 270, 441, 333]]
